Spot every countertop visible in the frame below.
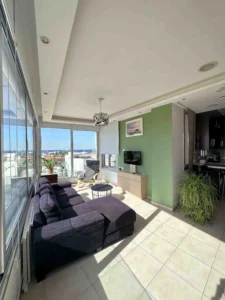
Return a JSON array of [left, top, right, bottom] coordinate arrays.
[[194, 162, 225, 169]]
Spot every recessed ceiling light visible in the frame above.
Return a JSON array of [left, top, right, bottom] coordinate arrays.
[[208, 104, 218, 108], [220, 95, 225, 99], [198, 61, 218, 72], [216, 87, 225, 92], [40, 36, 50, 44], [43, 92, 48, 95]]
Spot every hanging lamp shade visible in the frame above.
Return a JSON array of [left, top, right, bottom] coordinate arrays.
[[93, 98, 109, 126]]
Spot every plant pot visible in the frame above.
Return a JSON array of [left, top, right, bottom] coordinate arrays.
[[48, 168, 53, 174]]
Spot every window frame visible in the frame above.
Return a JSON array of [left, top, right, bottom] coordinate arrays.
[[39, 121, 99, 179], [102, 154, 117, 169], [0, 12, 38, 276]]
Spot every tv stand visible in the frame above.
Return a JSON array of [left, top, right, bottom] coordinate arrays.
[[118, 170, 148, 199]]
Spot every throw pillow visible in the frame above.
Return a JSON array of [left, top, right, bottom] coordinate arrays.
[[39, 193, 62, 224], [38, 177, 50, 185], [39, 183, 55, 196]]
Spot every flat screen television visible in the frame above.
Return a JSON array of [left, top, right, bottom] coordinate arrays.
[[124, 151, 141, 165]]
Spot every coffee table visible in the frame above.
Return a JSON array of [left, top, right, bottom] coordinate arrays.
[[91, 184, 113, 199]]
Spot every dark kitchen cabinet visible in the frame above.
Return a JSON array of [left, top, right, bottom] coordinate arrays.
[[209, 117, 225, 149], [196, 114, 209, 150]]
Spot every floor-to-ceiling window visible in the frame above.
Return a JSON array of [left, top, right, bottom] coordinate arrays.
[[41, 128, 71, 177], [40, 126, 98, 179], [73, 130, 97, 177], [0, 27, 37, 273]]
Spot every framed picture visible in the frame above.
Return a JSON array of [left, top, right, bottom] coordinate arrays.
[[126, 118, 143, 137]]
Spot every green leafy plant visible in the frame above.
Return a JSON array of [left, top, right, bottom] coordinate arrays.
[[179, 173, 218, 225], [42, 158, 56, 174]]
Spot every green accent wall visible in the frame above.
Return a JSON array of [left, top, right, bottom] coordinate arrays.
[[119, 112, 153, 196], [119, 103, 174, 209]]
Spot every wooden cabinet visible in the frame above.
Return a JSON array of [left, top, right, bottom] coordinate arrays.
[[117, 171, 148, 199], [41, 174, 58, 183], [196, 113, 209, 150]]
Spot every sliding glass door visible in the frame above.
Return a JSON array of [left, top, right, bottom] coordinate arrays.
[[73, 131, 97, 177], [40, 127, 98, 179], [0, 27, 37, 274], [41, 128, 71, 178]]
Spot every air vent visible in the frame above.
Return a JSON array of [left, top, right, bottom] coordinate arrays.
[[198, 61, 218, 72]]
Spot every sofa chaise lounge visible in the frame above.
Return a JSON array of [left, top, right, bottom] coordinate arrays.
[[33, 177, 136, 281]]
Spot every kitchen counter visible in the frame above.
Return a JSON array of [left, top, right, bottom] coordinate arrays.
[[194, 162, 225, 170]]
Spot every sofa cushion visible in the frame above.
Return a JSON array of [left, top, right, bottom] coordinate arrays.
[[72, 202, 95, 216], [39, 183, 55, 196], [33, 195, 46, 229], [61, 206, 78, 219], [51, 181, 72, 190], [55, 187, 78, 197], [84, 196, 136, 235], [57, 194, 85, 209], [40, 193, 62, 224]]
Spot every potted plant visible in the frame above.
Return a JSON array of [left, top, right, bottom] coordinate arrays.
[[42, 158, 56, 174], [179, 173, 218, 225]]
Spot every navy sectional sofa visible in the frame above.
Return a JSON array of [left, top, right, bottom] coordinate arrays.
[[33, 177, 136, 281]]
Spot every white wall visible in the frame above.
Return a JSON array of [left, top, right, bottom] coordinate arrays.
[[99, 122, 119, 184], [101, 168, 118, 185], [100, 121, 119, 154], [172, 104, 184, 208]]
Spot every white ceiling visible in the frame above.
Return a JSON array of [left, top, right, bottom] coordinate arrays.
[[34, 0, 78, 121], [35, 0, 225, 122], [177, 81, 225, 113]]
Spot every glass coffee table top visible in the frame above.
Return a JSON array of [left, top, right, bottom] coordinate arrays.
[[91, 184, 113, 192], [91, 184, 113, 198]]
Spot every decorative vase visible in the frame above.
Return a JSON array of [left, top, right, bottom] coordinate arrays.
[[48, 168, 53, 174]]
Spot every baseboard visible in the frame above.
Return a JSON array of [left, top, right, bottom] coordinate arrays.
[[150, 201, 174, 212]]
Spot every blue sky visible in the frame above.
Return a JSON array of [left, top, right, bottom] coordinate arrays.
[[41, 128, 96, 150], [4, 127, 96, 151]]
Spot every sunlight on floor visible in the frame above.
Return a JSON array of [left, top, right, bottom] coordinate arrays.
[[21, 184, 225, 300]]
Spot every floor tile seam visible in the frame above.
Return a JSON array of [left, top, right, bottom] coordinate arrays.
[[175, 247, 213, 269], [201, 228, 225, 297], [185, 231, 220, 251], [153, 229, 186, 248], [89, 259, 121, 286], [79, 261, 97, 288], [144, 220, 164, 234]]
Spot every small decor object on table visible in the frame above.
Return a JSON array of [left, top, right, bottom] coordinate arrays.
[[91, 184, 113, 199], [126, 118, 143, 137]]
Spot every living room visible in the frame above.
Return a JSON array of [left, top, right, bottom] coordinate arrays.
[[0, 1, 225, 300]]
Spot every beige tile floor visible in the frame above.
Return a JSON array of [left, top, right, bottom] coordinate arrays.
[[21, 185, 225, 300]]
